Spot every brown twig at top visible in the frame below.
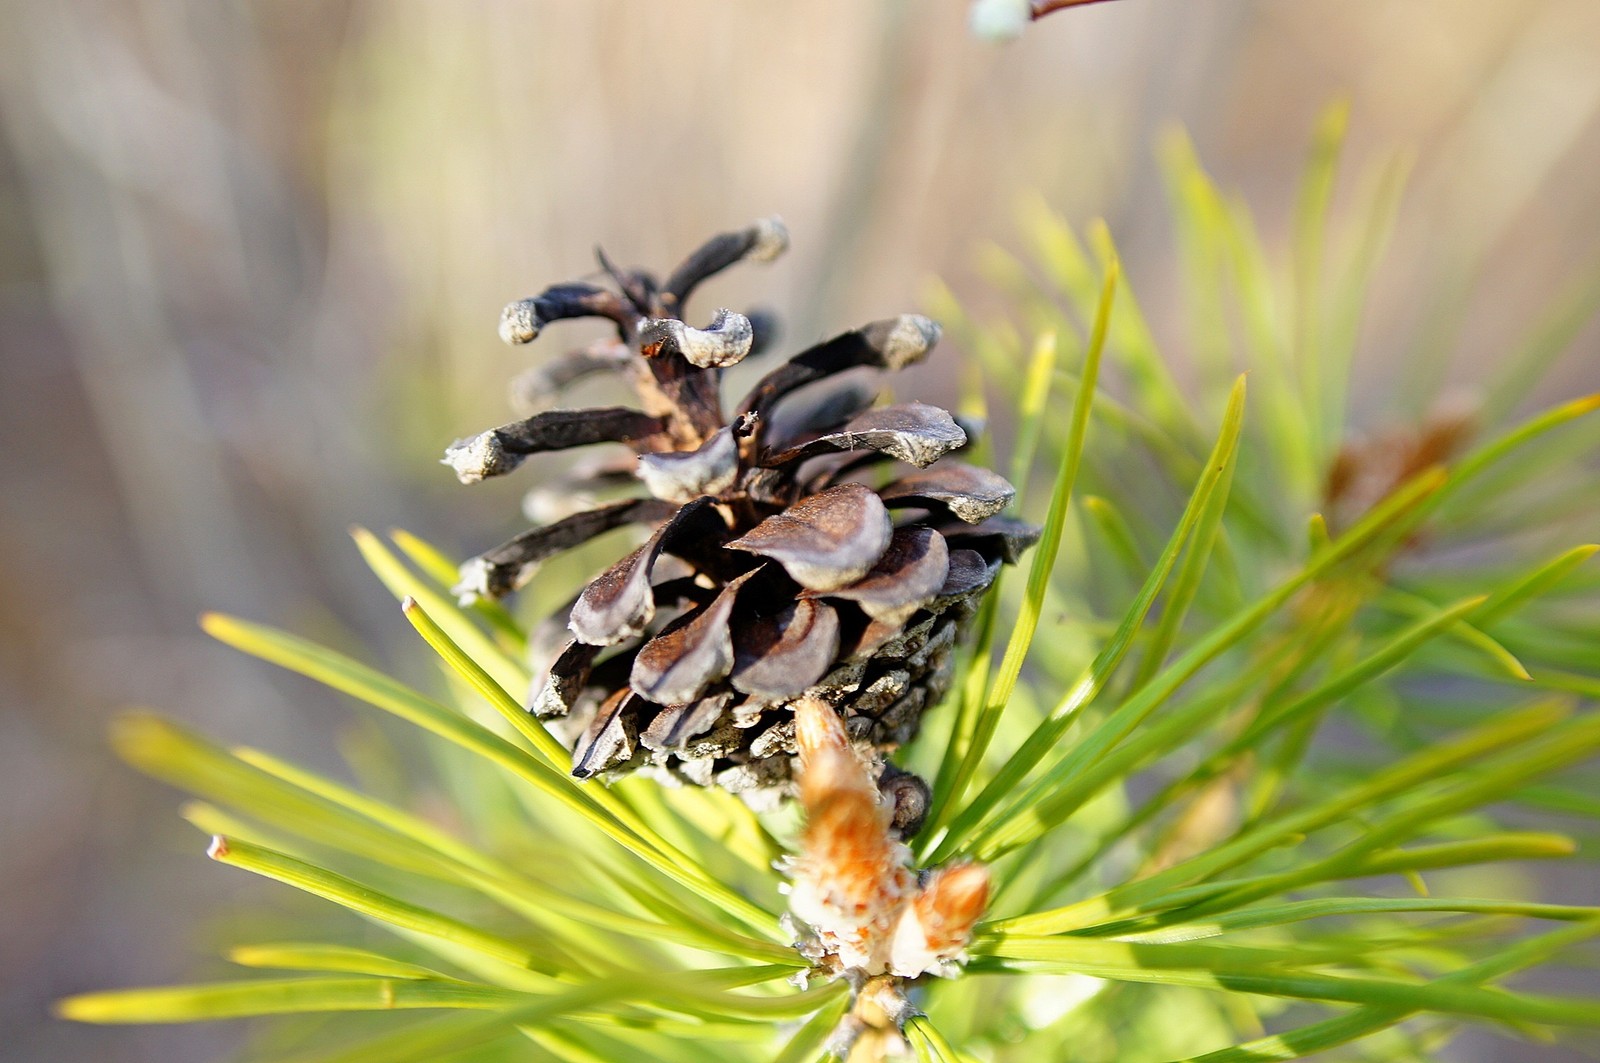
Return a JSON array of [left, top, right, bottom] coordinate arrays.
[[1032, 0, 1123, 20]]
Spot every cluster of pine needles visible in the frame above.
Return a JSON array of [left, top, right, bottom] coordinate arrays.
[[60, 110, 1600, 1061]]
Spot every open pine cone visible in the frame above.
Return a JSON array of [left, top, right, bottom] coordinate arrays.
[[446, 218, 1038, 811]]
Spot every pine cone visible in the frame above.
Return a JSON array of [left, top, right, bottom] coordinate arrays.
[[446, 218, 1038, 810]]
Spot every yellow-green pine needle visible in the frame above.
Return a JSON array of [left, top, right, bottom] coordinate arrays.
[[353, 527, 528, 694], [929, 257, 1116, 845], [229, 944, 449, 980], [206, 835, 559, 976], [930, 375, 1247, 864], [57, 978, 532, 1024], [399, 597, 781, 936], [388, 527, 525, 648]]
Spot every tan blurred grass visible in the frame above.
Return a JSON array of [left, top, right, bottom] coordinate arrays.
[[2, 1, 1598, 1059]]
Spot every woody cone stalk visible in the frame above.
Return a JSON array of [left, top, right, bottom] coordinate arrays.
[[448, 218, 1037, 807], [787, 697, 989, 1057]]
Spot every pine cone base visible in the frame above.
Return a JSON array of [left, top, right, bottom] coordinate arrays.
[[614, 594, 970, 808]]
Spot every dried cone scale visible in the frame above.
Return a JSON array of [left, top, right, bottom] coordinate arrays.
[[447, 218, 1039, 809]]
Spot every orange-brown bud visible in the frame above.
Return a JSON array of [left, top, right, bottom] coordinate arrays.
[[887, 861, 989, 977], [791, 698, 914, 970], [913, 862, 990, 951], [790, 698, 989, 980]]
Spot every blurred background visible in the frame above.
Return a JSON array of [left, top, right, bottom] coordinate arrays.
[[3, 1, 1598, 1059]]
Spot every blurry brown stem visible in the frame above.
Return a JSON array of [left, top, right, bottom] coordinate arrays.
[[1033, 0, 1122, 19]]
